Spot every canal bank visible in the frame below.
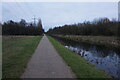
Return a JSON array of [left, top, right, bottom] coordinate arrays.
[[49, 35, 120, 79], [53, 35, 120, 49], [48, 36, 112, 79]]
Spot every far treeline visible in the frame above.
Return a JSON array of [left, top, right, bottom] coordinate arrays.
[[47, 18, 120, 37], [2, 19, 44, 35]]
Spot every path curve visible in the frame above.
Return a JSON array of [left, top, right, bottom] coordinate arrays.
[[21, 35, 75, 78]]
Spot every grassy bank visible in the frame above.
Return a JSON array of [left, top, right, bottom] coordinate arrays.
[[3, 36, 42, 78], [55, 35, 119, 48], [48, 36, 112, 79]]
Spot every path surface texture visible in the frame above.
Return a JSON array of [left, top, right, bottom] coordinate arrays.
[[21, 35, 75, 78]]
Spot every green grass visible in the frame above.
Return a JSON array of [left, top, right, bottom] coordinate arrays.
[[48, 36, 112, 79], [3, 36, 42, 78]]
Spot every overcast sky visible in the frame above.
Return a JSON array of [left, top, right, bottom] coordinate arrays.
[[2, 2, 118, 31]]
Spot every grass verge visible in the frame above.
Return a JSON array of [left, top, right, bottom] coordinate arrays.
[[3, 36, 42, 78], [48, 36, 112, 79]]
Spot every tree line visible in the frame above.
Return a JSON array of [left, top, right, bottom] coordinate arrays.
[[2, 19, 44, 35], [47, 18, 120, 37]]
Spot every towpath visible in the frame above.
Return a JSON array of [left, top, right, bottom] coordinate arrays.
[[21, 35, 75, 78]]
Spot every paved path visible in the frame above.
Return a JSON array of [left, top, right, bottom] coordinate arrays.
[[21, 35, 75, 78]]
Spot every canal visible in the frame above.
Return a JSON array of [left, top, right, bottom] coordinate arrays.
[[53, 36, 120, 79]]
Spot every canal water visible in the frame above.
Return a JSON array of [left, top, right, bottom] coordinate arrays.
[[54, 36, 120, 79]]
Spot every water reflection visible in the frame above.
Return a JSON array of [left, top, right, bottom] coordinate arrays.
[[55, 37, 120, 79]]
